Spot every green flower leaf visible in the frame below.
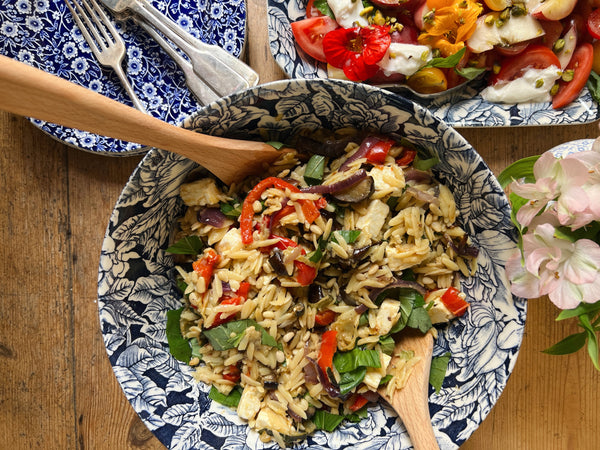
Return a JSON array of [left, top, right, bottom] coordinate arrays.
[[542, 332, 587, 355], [497, 155, 540, 189]]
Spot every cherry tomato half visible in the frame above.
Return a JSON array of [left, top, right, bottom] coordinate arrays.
[[552, 43, 594, 109], [291, 16, 339, 63], [491, 45, 561, 85], [306, 0, 324, 18], [588, 8, 600, 40]]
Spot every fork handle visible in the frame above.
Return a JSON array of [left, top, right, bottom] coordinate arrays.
[[135, 20, 219, 105], [127, 0, 259, 97], [112, 62, 147, 113]]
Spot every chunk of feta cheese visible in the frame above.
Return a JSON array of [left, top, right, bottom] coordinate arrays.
[[377, 43, 432, 77], [363, 352, 392, 391], [369, 299, 402, 335], [467, 13, 544, 53], [179, 178, 230, 206], [355, 199, 390, 241], [237, 386, 263, 421], [215, 227, 243, 253], [327, 0, 368, 28], [255, 407, 295, 435], [481, 66, 561, 104]]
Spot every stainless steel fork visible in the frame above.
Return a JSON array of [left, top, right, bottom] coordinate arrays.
[[64, 0, 146, 112]]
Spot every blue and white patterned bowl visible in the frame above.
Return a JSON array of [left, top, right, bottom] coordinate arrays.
[[98, 79, 526, 449], [0, 0, 247, 154], [267, 0, 599, 128]]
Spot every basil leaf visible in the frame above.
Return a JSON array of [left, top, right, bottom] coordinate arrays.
[[220, 201, 242, 219], [313, 0, 335, 18], [586, 71, 600, 104], [379, 374, 393, 386], [337, 366, 367, 395], [333, 347, 381, 373], [424, 47, 466, 68], [389, 296, 414, 334], [497, 155, 540, 189], [346, 406, 368, 423], [407, 306, 432, 333], [313, 409, 345, 432], [455, 66, 486, 80], [166, 235, 204, 255], [166, 308, 192, 363], [429, 352, 450, 394], [304, 154, 326, 185], [203, 319, 282, 351], [543, 332, 587, 355], [331, 229, 361, 244], [209, 385, 242, 407], [190, 337, 202, 360], [378, 335, 396, 355]]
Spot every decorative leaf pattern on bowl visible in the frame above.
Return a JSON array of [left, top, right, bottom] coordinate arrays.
[[98, 79, 526, 449]]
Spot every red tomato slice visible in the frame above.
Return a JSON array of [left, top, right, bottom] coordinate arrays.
[[495, 41, 530, 57], [588, 8, 600, 39], [552, 43, 594, 109], [537, 20, 563, 49], [491, 45, 561, 85], [306, 0, 324, 18], [291, 16, 338, 63]]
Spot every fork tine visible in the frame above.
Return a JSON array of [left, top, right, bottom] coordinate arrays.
[[63, 0, 147, 112]]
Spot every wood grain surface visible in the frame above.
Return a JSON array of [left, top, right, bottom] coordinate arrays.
[[1, 0, 599, 448]]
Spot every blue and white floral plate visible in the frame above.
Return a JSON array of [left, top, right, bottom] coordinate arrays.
[[267, 0, 599, 128], [98, 79, 526, 449], [0, 0, 247, 154]]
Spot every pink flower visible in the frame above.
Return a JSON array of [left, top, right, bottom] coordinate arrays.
[[506, 223, 600, 309]]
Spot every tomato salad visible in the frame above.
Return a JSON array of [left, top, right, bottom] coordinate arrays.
[[290, 0, 600, 108]]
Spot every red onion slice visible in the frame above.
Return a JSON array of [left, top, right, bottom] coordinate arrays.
[[301, 169, 367, 195], [197, 208, 228, 227]]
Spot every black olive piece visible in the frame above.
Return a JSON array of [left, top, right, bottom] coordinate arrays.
[[263, 381, 279, 390], [295, 135, 349, 158], [332, 176, 374, 203], [293, 303, 305, 317], [308, 284, 325, 303], [268, 248, 290, 276]]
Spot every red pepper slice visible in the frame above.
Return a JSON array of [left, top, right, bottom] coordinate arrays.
[[295, 260, 317, 286], [365, 138, 394, 165], [348, 393, 369, 412], [210, 282, 251, 328], [395, 148, 417, 166], [314, 309, 337, 326], [222, 365, 241, 383], [318, 330, 338, 373], [440, 286, 469, 317], [240, 177, 320, 244], [192, 249, 220, 285]]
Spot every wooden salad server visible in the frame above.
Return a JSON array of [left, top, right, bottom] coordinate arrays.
[[0, 55, 282, 185], [378, 329, 439, 450]]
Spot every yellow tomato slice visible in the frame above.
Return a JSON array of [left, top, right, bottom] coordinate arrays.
[[483, 0, 511, 11], [406, 67, 448, 94]]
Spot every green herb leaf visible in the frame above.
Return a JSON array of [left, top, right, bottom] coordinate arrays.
[[203, 319, 282, 351], [379, 374, 393, 386], [190, 337, 202, 360], [543, 332, 587, 355], [333, 347, 381, 373], [266, 141, 286, 150], [221, 201, 242, 219], [166, 308, 191, 363], [337, 366, 367, 395], [331, 229, 361, 244], [455, 66, 486, 80], [313, 0, 335, 18], [407, 306, 432, 333], [166, 235, 204, 255], [413, 155, 439, 171], [378, 335, 396, 355], [304, 154, 326, 186], [346, 406, 368, 423], [313, 409, 345, 432], [586, 71, 600, 104], [497, 155, 540, 189], [429, 352, 451, 393], [389, 296, 414, 334], [424, 47, 466, 68], [209, 385, 242, 407]]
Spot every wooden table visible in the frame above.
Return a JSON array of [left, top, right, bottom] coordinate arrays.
[[1, 1, 599, 448]]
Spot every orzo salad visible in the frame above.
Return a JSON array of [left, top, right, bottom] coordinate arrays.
[[166, 131, 478, 445]]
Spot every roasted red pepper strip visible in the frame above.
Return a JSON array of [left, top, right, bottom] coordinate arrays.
[[222, 365, 241, 383], [192, 249, 220, 285], [210, 282, 251, 328], [318, 330, 338, 373], [440, 286, 469, 317], [396, 149, 417, 166], [365, 138, 394, 165], [348, 393, 369, 412], [315, 309, 337, 326], [240, 177, 320, 244], [294, 260, 317, 286]]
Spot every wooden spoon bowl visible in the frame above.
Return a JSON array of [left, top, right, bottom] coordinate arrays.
[[0, 55, 282, 185], [378, 329, 439, 450]]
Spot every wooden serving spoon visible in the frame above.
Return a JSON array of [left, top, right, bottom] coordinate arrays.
[[0, 55, 282, 185], [378, 329, 439, 450]]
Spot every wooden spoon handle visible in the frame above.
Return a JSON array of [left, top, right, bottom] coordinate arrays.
[[0, 55, 278, 183]]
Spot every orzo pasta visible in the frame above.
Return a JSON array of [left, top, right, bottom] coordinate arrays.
[[167, 131, 478, 445]]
